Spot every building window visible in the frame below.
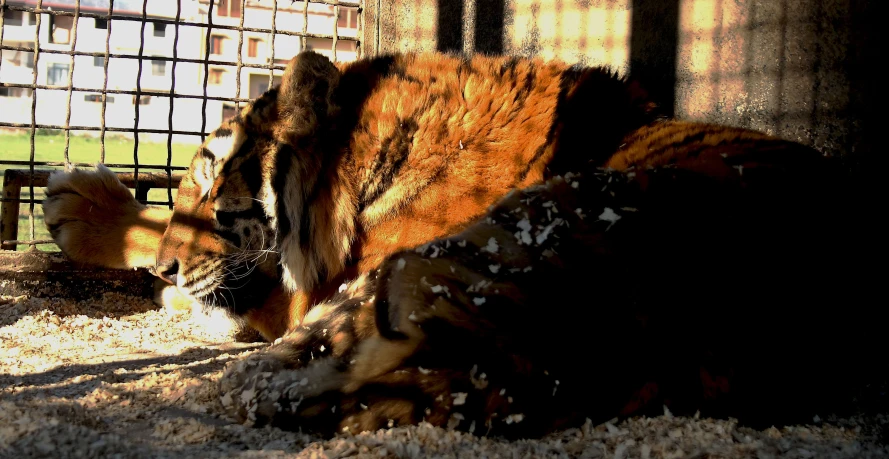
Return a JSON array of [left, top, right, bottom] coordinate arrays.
[[50, 15, 74, 44], [94, 56, 105, 67], [215, 0, 241, 18], [11, 51, 35, 68], [210, 35, 224, 55], [95, 18, 108, 29], [249, 74, 282, 99], [209, 68, 225, 85], [222, 104, 238, 121], [133, 95, 151, 105], [3, 9, 23, 26], [305, 38, 333, 53], [153, 21, 166, 37], [248, 38, 261, 58], [151, 59, 166, 76], [0, 87, 32, 98], [84, 94, 114, 103], [337, 8, 358, 29], [4, 10, 34, 26], [47, 63, 70, 85]]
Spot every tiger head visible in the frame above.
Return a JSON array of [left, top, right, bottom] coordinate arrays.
[[154, 51, 358, 323]]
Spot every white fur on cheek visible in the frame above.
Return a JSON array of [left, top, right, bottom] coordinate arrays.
[[192, 124, 248, 195], [279, 164, 311, 293]]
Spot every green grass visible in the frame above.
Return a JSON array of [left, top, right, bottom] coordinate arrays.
[[2, 132, 196, 251], [1, 131, 196, 166]]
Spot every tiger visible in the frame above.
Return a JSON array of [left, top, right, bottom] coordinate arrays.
[[40, 50, 882, 437], [43, 50, 659, 341], [217, 146, 882, 438]]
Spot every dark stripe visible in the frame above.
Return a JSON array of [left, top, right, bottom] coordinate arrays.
[[673, 130, 709, 158], [273, 143, 295, 241], [299, 183, 316, 251], [515, 64, 536, 112], [198, 191, 211, 207], [245, 88, 278, 130], [214, 229, 242, 247], [215, 205, 264, 227], [358, 118, 419, 211], [391, 62, 422, 84], [182, 260, 219, 289], [457, 57, 477, 78], [333, 55, 394, 111], [499, 57, 520, 77], [236, 148, 263, 195], [197, 146, 215, 161], [253, 88, 278, 111], [374, 267, 409, 341], [518, 68, 584, 181]]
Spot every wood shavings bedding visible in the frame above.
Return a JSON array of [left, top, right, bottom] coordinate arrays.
[[1, 293, 887, 458]]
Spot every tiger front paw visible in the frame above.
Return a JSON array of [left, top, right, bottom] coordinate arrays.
[[42, 164, 171, 269], [218, 347, 348, 431]]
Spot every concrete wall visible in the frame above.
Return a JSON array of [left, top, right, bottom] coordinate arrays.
[[364, 0, 878, 165]]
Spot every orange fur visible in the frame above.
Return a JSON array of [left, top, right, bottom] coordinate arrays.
[[45, 51, 657, 341], [42, 51, 882, 439]]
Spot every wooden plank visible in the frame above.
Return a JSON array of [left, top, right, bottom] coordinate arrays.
[[1, 170, 22, 251], [0, 168, 183, 251], [2, 169, 184, 189], [0, 251, 156, 300]]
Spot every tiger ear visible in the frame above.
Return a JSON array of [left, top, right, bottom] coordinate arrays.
[[278, 51, 340, 136]]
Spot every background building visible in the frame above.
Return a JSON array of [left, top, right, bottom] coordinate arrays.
[[0, 0, 359, 144]]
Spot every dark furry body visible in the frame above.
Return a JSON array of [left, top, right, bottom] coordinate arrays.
[[220, 145, 884, 438]]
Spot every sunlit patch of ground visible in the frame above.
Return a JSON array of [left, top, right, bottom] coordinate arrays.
[[1, 293, 887, 458]]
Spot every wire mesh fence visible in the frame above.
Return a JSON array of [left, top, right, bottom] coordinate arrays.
[[0, 0, 363, 251]]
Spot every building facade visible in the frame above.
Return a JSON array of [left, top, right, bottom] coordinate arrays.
[[1, 0, 358, 144]]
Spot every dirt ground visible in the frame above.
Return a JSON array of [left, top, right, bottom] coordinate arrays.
[[1, 293, 887, 458]]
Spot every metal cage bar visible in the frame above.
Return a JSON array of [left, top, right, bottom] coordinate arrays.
[[0, 0, 364, 250]]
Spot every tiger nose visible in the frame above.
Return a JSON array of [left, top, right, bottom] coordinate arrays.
[[155, 259, 180, 285]]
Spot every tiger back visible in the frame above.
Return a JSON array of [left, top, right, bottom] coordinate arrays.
[[44, 51, 658, 340]]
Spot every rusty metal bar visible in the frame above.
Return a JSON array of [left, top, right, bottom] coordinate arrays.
[[200, 0, 216, 144], [166, 0, 183, 209], [61, 0, 81, 166], [0, 160, 188, 171], [99, 0, 114, 163], [1, 171, 22, 251], [133, 0, 149, 182], [0, 82, 261, 104], [0, 46, 310, 69], [0, 122, 215, 137], [27, 0, 43, 243]]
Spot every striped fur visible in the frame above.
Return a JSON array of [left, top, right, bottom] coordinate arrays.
[[42, 51, 881, 437], [45, 51, 659, 340]]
